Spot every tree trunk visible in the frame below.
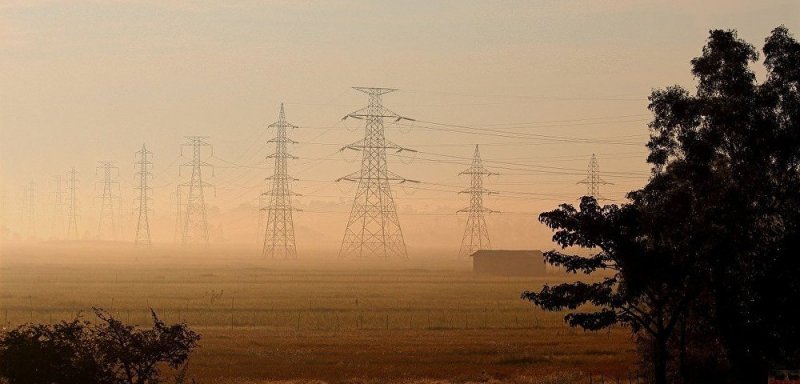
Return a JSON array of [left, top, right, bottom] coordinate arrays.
[[653, 333, 668, 384], [679, 318, 689, 383]]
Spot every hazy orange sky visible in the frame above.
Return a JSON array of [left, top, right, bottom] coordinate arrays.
[[1, 1, 797, 255]]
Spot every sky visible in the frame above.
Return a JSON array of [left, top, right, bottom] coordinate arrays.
[[1, 1, 798, 256]]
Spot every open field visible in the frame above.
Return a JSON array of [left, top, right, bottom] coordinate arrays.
[[0, 243, 636, 383]]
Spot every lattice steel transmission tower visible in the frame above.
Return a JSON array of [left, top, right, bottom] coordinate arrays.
[[96, 161, 119, 240], [338, 87, 416, 258], [577, 153, 611, 199], [0, 189, 6, 238], [458, 145, 497, 258], [134, 144, 153, 246], [173, 188, 182, 243], [66, 167, 79, 240], [257, 192, 267, 244], [51, 175, 65, 239], [261, 104, 299, 259], [23, 181, 36, 239], [179, 136, 214, 245]]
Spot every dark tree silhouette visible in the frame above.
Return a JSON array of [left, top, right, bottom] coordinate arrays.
[[645, 26, 800, 382], [524, 26, 800, 384], [522, 195, 695, 384], [0, 308, 200, 384]]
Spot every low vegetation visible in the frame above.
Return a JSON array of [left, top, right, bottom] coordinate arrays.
[[0, 307, 199, 384]]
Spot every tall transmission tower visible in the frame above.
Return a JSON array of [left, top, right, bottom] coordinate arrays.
[[66, 167, 79, 240], [174, 188, 182, 244], [96, 161, 119, 240], [257, 192, 267, 244], [458, 145, 497, 258], [23, 181, 36, 239], [134, 144, 153, 246], [0, 189, 6, 239], [338, 87, 416, 259], [179, 136, 214, 245], [95, 162, 118, 239], [51, 175, 65, 239], [577, 153, 611, 199], [261, 103, 299, 259]]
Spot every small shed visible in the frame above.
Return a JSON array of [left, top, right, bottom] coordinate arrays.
[[471, 250, 546, 277]]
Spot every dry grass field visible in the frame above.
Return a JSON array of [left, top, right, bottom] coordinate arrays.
[[0, 243, 636, 383]]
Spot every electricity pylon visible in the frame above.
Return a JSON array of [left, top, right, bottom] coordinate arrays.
[[261, 103, 299, 259], [179, 136, 214, 245], [338, 87, 416, 258], [23, 181, 36, 239], [577, 153, 611, 199], [51, 175, 65, 239], [134, 144, 153, 246], [257, 193, 267, 244], [66, 167, 79, 240], [0, 189, 6, 239], [96, 161, 119, 240], [458, 145, 497, 258], [173, 188, 182, 243]]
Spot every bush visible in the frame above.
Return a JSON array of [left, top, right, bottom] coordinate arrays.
[[0, 308, 200, 384]]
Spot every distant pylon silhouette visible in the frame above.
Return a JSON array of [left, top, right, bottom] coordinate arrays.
[[0, 189, 6, 238], [179, 136, 214, 245], [23, 181, 36, 239], [458, 145, 497, 258], [66, 167, 79, 240], [51, 175, 65, 239], [261, 104, 299, 259], [173, 188, 182, 244], [257, 193, 267, 244], [577, 153, 611, 199], [134, 144, 153, 246], [96, 161, 119, 240], [338, 87, 416, 258]]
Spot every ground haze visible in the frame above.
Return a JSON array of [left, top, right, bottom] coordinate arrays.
[[0, 243, 634, 383]]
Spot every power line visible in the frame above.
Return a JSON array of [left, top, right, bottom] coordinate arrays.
[[404, 120, 645, 146]]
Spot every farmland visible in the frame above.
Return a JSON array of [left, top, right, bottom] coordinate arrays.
[[0, 243, 635, 383]]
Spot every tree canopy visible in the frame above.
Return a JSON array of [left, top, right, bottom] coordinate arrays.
[[524, 26, 800, 384]]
